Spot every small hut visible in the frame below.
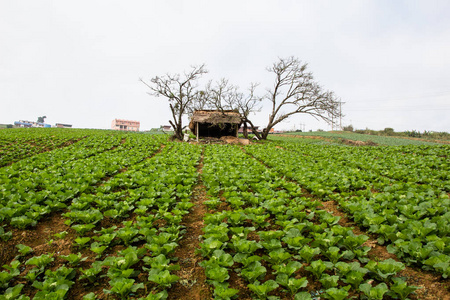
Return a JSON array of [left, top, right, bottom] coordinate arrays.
[[189, 110, 242, 139]]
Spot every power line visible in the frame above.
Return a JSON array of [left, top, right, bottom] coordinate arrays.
[[351, 90, 450, 103], [347, 108, 450, 112]]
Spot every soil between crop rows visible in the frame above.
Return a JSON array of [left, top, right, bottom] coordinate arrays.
[[1, 134, 449, 300]]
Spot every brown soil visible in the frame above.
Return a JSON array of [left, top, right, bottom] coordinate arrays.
[[189, 136, 251, 145], [317, 200, 449, 300], [394, 136, 450, 145], [341, 138, 378, 146], [0, 210, 73, 266], [168, 148, 213, 300], [278, 134, 333, 143], [243, 149, 450, 300]]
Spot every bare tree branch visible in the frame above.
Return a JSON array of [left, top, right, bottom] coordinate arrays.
[[259, 56, 342, 139], [140, 64, 207, 140]]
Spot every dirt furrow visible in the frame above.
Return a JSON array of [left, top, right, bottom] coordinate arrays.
[[242, 147, 449, 300], [169, 148, 212, 300]]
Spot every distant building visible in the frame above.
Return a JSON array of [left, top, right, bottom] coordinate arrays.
[[15, 120, 51, 128], [238, 125, 260, 133], [111, 119, 140, 132], [161, 125, 172, 131], [55, 123, 72, 128], [14, 121, 33, 127]]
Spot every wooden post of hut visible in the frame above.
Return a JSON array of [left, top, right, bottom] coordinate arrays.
[[196, 122, 199, 142]]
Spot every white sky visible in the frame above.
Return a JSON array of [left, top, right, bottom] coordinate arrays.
[[1, 0, 449, 132]]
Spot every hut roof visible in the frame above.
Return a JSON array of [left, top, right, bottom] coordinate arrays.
[[190, 110, 241, 124]]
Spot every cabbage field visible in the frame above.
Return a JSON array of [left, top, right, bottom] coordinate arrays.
[[0, 128, 449, 299]]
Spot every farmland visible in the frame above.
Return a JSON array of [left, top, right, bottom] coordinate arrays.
[[0, 128, 449, 299]]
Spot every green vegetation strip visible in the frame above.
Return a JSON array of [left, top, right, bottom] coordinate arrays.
[[245, 140, 450, 279], [199, 144, 418, 299], [1, 139, 202, 299]]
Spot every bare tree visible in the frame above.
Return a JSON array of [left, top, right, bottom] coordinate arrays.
[[235, 83, 262, 138], [258, 56, 341, 140], [140, 65, 207, 140], [196, 79, 262, 138]]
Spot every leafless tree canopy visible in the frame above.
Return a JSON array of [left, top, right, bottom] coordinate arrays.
[[140, 64, 207, 140], [191, 79, 262, 138], [142, 57, 341, 140], [259, 56, 341, 139]]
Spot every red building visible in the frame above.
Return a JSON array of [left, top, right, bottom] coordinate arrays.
[[111, 119, 140, 132]]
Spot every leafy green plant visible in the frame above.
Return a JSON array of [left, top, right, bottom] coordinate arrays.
[[204, 198, 221, 209], [0, 226, 12, 241], [229, 226, 255, 240], [260, 239, 282, 251], [32, 266, 76, 299], [60, 252, 87, 266], [93, 232, 117, 245], [197, 237, 224, 257], [148, 270, 179, 288], [282, 228, 312, 250], [24, 267, 41, 282], [321, 286, 350, 300], [137, 290, 168, 300], [233, 254, 262, 268], [90, 242, 107, 258], [359, 282, 389, 300], [0, 260, 20, 289], [0, 283, 29, 300], [388, 277, 420, 300], [297, 245, 321, 263], [82, 293, 97, 300], [304, 260, 333, 279], [117, 226, 140, 245], [340, 231, 369, 251], [213, 282, 239, 300], [323, 247, 342, 264], [143, 254, 180, 272], [342, 269, 367, 288], [272, 260, 302, 276], [230, 239, 262, 254], [204, 264, 229, 283], [276, 274, 308, 294], [53, 231, 68, 239], [79, 261, 102, 283], [263, 248, 292, 265], [16, 244, 33, 257], [25, 254, 54, 270], [365, 259, 404, 282], [319, 274, 339, 289], [241, 261, 267, 282], [209, 250, 234, 267], [294, 291, 312, 300], [248, 280, 279, 299], [10, 216, 37, 229], [104, 278, 144, 298], [71, 223, 95, 235], [74, 236, 91, 248]]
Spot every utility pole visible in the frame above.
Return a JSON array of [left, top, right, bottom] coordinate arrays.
[[337, 99, 345, 131], [331, 114, 334, 131]]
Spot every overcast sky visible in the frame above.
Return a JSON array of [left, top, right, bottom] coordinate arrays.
[[1, 0, 449, 132]]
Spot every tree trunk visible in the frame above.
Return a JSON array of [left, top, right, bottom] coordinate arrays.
[[246, 119, 262, 140], [169, 120, 182, 140], [243, 121, 248, 139]]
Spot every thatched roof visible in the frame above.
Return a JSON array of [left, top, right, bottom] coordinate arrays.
[[190, 110, 241, 125]]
